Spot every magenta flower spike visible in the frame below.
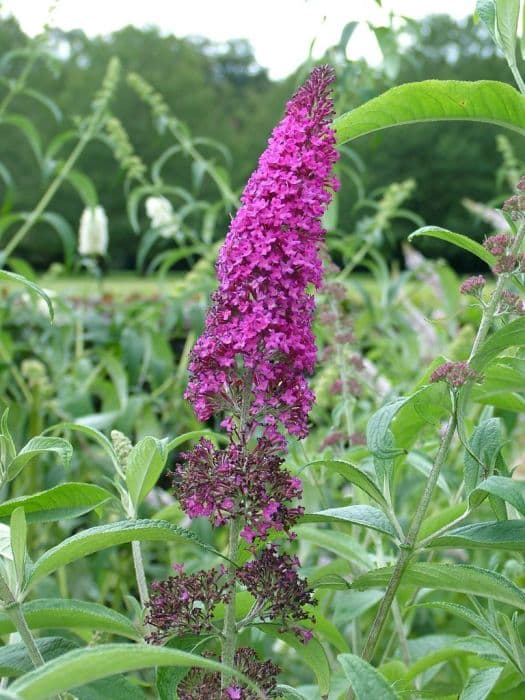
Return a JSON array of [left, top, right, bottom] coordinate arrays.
[[185, 65, 339, 444]]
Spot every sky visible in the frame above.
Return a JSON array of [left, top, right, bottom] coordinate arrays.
[[1, 0, 475, 79]]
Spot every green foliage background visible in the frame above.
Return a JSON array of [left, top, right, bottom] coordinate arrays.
[[0, 12, 521, 270]]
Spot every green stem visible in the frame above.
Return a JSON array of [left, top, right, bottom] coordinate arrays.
[[360, 414, 457, 663], [510, 64, 525, 97], [131, 540, 149, 609], [0, 576, 44, 668], [221, 518, 242, 689]]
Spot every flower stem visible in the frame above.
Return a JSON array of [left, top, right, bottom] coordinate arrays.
[[221, 518, 242, 688]]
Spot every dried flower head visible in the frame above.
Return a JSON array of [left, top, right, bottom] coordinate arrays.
[[430, 361, 478, 388], [185, 65, 339, 443]]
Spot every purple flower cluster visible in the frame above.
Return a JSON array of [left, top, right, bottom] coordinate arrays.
[[459, 275, 486, 297], [145, 564, 231, 642], [174, 438, 303, 543], [177, 648, 279, 699], [237, 545, 316, 642], [185, 65, 339, 443], [500, 290, 525, 315], [430, 361, 478, 388], [148, 66, 339, 694]]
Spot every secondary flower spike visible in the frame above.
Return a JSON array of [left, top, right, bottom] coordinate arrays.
[[185, 65, 339, 442]]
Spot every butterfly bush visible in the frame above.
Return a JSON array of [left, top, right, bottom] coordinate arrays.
[[147, 65, 339, 696]]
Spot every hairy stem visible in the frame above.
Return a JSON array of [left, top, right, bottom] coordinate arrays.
[[131, 540, 149, 609], [221, 517, 242, 688]]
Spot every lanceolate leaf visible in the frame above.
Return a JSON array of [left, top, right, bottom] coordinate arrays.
[[0, 271, 54, 322], [6, 437, 72, 482], [470, 475, 525, 514], [9, 644, 263, 700], [464, 418, 503, 494], [0, 484, 114, 523], [300, 505, 397, 538], [476, 0, 498, 43], [0, 637, 78, 677], [429, 520, 525, 550], [0, 599, 139, 640], [459, 666, 503, 700], [338, 653, 400, 699], [26, 520, 212, 591], [257, 625, 330, 695], [303, 460, 387, 508], [408, 226, 496, 266], [469, 318, 525, 374], [495, 0, 520, 67], [126, 437, 167, 510], [353, 563, 525, 609], [334, 80, 525, 145]]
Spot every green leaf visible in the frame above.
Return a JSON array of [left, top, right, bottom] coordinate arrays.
[[21, 88, 62, 123], [469, 318, 525, 374], [366, 396, 410, 459], [10, 644, 262, 700], [26, 519, 211, 591], [38, 212, 75, 269], [0, 637, 77, 677], [0, 483, 114, 523], [126, 437, 167, 510], [6, 437, 72, 482], [73, 674, 147, 700], [300, 505, 397, 538], [495, 0, 520, 67], [412, 601, 513, 661], [257, 625, 330, 695], [334, 81, 525, 145], [464, 418, 503, 494], [64, 169, 98, 207], [303, 460, 387, 508], [429, 520, 525, 550], [471, 475, 525, 514], [459, 666, 503, 700], [49, 422, 120, 473], [408, 226, 496, 266], [476, 0, 498, 43], [353, 563, 525, 609], [0, 270, 54, 322], [338, 653, 399, 699], [0, 115, 42, 165], [10, 507, 26, 588], [165, 429, 216, 453], [0, 599, 139, 639]]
